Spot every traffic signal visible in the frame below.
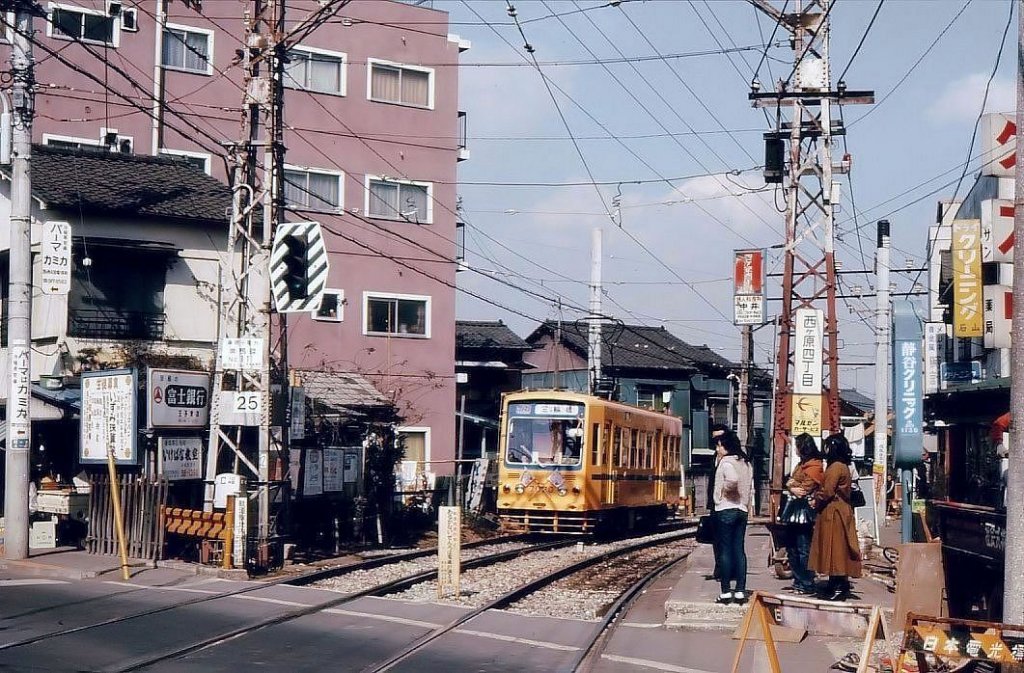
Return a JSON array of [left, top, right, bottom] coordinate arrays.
[[280, 233, 309, 300]]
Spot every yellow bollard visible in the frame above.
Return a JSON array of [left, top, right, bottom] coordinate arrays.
[[106, 450, 131, 581], [223, 495, 235, 570]]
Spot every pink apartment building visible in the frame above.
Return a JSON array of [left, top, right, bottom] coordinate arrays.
[[7, 0, 466, 475]]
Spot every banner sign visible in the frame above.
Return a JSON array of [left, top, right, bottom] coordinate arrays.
[[980, 113, 1016, 178], [303, 448, 323, 496], [892, 301, 923, 468], [952, 219, 983, 338], [8, 341, 30, 450], [40, 221, 72, 295], [80, 369, 138, 464], [983, 284, 1012, 350], [733, 249, 766, 325], [793, 308, 824, 394], [147, 368, 210, 429]]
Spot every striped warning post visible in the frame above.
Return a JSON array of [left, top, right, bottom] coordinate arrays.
[[270, 221, 329, 313]]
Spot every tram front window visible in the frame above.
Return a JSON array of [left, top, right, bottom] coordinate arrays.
[[506, 408, 584, 468]]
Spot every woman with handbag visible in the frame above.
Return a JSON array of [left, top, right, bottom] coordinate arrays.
[[809, 433, 863, 601], [712, 431, 754, 605], [782, 433, 824, 595]]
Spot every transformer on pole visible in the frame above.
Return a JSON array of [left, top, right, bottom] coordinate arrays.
[[748, 0, 874, 515]]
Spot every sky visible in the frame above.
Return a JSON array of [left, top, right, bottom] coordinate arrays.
[[440, 0, 1014, 394]]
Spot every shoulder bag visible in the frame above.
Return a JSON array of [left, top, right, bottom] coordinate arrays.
[[850, 475, 867, 508], [696, 513, 716, 544], [779, 495, 816, 525]]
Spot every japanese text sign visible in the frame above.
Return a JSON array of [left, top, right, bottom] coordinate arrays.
[[158, 436, 203, 480], [980, 113, 1016, 178], [733, 249, 766, 325], [983, 284, 1012, 350], [80, 369, 138, 464], [40, 221, 72, 295], [793, 308, 824, 394], [981, 199, 1014, 263], [892, 302, 923, 468], [8, 340, 30, 450], [147, 368, 210, 429], [952, 219, 983, 338], [219, 337, 263, 371], [902, 614, 1024, 667], [791, 394, 822, 436]]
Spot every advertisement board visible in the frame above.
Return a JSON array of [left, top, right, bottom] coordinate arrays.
[[147, 368, 210, 429], [980, 113, 1016, 178], [158, 437, 203, 480], [80, 369, 138, 464], [733, 249, 766, 326], [793, 308, 824, 394], [892, 302, 923, 468], [952, 219, 983, 338]]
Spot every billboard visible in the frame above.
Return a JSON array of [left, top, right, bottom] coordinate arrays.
[[80, 369, 138, 464], [983, 284, 1012, 350], [980, 199, 1014, 263], [793, 308, 824, 394], [892, 302, 923, 468], [951, 219, 983, 338], [733, 249, 765, 325], [980, 113, 1016, 178]]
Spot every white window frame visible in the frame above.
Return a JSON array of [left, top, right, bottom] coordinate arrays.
[[366, 57, 435, 110], [397, 426, 431, 471], [364, 175, 433, 224], [362, 291, 431, 339], [312, 289, 344, 323], [47, 2, 121, 47], [160, 147, 212, 174], [162, 22, 214, 76], [119, 6, 137, 31], [285, 45, 347, 96], [42, 132, 102, 150], [283, 164, 344, 213]]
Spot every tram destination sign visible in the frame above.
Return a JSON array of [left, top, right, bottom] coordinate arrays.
[[511, 403, 583, 417]]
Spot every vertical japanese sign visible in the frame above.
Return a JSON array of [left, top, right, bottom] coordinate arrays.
[[289, 386, 305, 440], [40, 221, 72, 295], [733, 249, 766, 325], [302, 448, 323, 496], [219, 337, 263, 371], [793, 308, 824, 394], [952, 219, 983, 338], [923, 323, 944, 395], [437, 506, 461, 599], [80, 369, 138, 464], [8, 340, 30, 450], [981, 200, 1014, 263], [892, 302, 923, 468], [983, 284, 1013, 350], [980, 113, 1016, 178]]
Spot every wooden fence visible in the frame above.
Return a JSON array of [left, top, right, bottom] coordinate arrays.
[[86, 475, 168, 561]]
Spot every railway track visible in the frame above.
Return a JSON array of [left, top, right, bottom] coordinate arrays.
[[359, 526, 696, 673]]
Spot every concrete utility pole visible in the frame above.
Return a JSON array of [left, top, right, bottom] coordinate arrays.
[[3, 2, 35, 561], [873, 220, 891, 526], [202, 0, 288, 568], [1003, 0, 1024, 623], [748, 0, 874, 515], [588, 228, 602, 394]]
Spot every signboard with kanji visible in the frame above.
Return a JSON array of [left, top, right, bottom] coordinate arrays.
[[40, 221, 72, 295], [981, 199, 1014, 263], [980, 113, 1016, 178], [80, 369, 138, 464], [791, 394, 822, 436], [158, 437, 203, 480], [147, 368, 210, 429], [901, 613, 1024, 668], [892, 301, 923, 468], [793, 308, 824, 395], [733, 249, 766, 326], [8, 340, 30, 450], [437, 506, 461, 599], [952, 219, 983, 338], [219, 337, 263, 371], [303, 448, 323, 496], [983, 284, 1012, 350], [733, 295, 765, 326]]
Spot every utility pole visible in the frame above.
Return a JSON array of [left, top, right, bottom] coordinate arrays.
[[202, 0, 288, 569], [737, 326, 754, 448], [588, 228, 602, 394], [1003, 0, 1024, 624], [748, 0, 874, 515], [3, 1, 35, 561], [873, 220, 891, 526]]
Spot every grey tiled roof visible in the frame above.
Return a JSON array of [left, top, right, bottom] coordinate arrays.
[[26, 145, 231, 223], [456, 320, 531, 351], [295, 370, 392, 412], [840, 388, 874, 414], [528, 320, 736, 373]]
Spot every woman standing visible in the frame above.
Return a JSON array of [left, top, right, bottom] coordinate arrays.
[[809, 433, 862, 601], [713, 431, 754, 605], [784, 433, 824, 594]]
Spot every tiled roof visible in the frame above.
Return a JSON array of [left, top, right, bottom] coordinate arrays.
[[24, 145, 231, 223], [527, 320, 736, 373], [456, 320, 531, 351], [840, 388, 874, 414], [295, 370, 392, 412]]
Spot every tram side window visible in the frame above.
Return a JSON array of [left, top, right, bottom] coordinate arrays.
[[602, 422, 611, 467], [590, 423, 600, 466], [630, 429, 639, 468], [621, 428, 630, 468], [646, 433, 654, 469], [613, 426, 622, 467]]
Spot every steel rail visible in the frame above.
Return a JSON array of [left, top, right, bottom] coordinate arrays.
[[361, 527, 697, 673]]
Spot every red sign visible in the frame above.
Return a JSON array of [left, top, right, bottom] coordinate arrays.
[[734, 249, 765, 296]]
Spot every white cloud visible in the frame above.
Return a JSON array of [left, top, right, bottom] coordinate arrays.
[[927, 73, 1015, 124]]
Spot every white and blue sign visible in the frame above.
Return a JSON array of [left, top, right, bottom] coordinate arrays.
[[892, 302, 923, 468]]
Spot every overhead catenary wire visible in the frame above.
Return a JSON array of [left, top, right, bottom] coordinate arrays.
[[835, 0, 885, 85]]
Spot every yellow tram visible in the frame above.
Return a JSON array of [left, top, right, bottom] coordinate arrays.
[[497, 390, 684, 534]]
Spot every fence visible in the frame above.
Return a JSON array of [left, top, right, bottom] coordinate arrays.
[[86, 475, 168, 561]]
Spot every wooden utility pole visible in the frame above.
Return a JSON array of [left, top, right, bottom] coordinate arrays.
[[737, 325, 754, 448], [748, 0, 873, 514], [1003, 0, 1024, 624]]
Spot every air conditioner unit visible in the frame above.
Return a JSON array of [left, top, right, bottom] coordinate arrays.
[[117, 137, 133, 154]]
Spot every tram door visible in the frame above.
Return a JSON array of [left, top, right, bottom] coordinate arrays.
[[654, 430, 665, 502], [602, 422, 617, 504]]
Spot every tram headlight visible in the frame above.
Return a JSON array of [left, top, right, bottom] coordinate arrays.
[[514, 484, 526, 494], [557, 487, 568, 497], [502, 484, 511, 493], [572, 486, 581, 495]]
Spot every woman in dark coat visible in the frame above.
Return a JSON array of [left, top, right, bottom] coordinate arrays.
[[809, 433, 862, 601]]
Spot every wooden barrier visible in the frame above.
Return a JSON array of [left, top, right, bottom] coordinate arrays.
[[161, 507, 228, 540], [87, 475, 167, 561]]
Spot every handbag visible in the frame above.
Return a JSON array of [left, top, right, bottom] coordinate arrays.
[[779, 495, 816, 525], [850, 478, 867, 508], [696, 514, 716, 544]]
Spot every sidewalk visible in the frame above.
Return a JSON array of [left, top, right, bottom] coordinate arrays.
[[0, 547, 233, 584]]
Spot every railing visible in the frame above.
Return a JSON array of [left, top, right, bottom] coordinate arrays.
[[69, 308, 165, 340]]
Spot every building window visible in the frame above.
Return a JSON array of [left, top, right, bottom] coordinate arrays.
[[368, 59, 433, 108], [312, 289, 343, 322], [162, 24, 213, 75], [285, 46, 345, 95], [49, 4, 119, 46], [363, 292, 430, 338], [160, 148, 211, 174], [397, 427, 430, 477], [283, 166, 343, 212], [366, 176, 431, 223]]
